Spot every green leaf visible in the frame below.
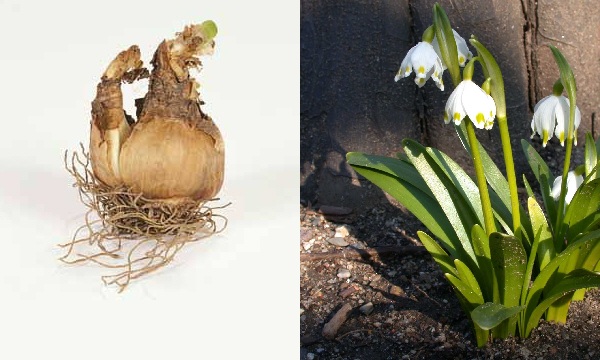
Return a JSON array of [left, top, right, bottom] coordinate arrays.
[[426, 147, 485, 226], [347, 152, 432, 197], [585, 133, 598, 180], [521, 139, 557, 225], [489, 232, 526, 335], [455, 258, 484, 303], [525, 269, 600, 337], [489, 233, 527, 308], [528, 197, 555, 270], [446, 273, 485, 306], [403, 139, 478, 264], [523, 175, 534, 198], [432, 4, 460, 86], [471, 303, 525, 331], [348, 158, 460, 257], [417, 231, 458, 277], [564, 178, 600, 239], [471, 225, 496, 301]]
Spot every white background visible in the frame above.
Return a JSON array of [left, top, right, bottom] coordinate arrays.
[[0, 0, 298, 358]]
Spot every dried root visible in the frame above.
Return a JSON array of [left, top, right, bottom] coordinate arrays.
[[59, 145, 228, 292]]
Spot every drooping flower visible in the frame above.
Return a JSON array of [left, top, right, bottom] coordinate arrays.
[[531, 95, 581, 147], [431, 28, 473, 68], [443, 80, 496, 129], [395, 41, 445, 91], [551, 170, 584, 205]]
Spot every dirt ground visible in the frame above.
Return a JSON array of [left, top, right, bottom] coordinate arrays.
[[300, 199, 600, 359]]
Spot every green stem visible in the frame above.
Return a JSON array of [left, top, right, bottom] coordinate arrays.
[[465, 120, 496, 235], [496, 114, 521, 237]]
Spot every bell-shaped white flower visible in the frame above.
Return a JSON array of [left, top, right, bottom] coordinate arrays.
[[531, 95, 581, 147], [395, 41, 444, 91], [551, 170, 584, 205], [443, 80, 496, 129], [431, 29, 473, 68]]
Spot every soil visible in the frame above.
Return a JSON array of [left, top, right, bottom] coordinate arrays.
[[300, 199, 600, 359]]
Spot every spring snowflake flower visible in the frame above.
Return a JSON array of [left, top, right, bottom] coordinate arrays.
[[395, 41, 445, 90], [551, 170, 584, 205], [431, 29, 473, 68], [531, 95, 581, 147], [443, 80, 496, 129]]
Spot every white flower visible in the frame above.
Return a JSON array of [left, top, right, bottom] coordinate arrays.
[[431, 29, 473, 68], [443, 80, 496, 129], [531, 95, 581, 147], [395, 41, 444, 91], [551, 170, 584, 205]]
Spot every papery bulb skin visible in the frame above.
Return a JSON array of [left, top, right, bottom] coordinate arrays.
[[89, 24, 224, 202]]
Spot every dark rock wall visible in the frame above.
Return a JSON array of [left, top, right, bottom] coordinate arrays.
[[301, 0, 600, 208]]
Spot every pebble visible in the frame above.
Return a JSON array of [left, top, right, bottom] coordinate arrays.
[[306, 352, 315, 360], [350, 242, 365, 250], [326, 236, 349, 247], [390, 285, 404, 296], [337, 268, 351, 278], [359, 302, 374, 315], [301, 228, 314, 242], [303, 239, 315, 251], [334, 225, 351, 238], [319, 205, 352, 216], [520, 347, 531, 358]]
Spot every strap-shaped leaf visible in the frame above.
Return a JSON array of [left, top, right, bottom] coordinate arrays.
[[565, 178, 600, 240], [348, 162, 460, 257], [489, 232, 526, 335], [418, 231, 458, 277], [521, 139, 557, 224], [528, 197, 555, 270], [489, 233, 526, 307], [471, 225, 496, 302], [403, 139, 479, 263], [455, 258, 484, 303], [445, 273, 484, 306], [471, 302, 525, 331], [347, 152, 433, 197], [585, 133, 598, 180], [426, 148, 485, 226], [525, 269, 600, 337]]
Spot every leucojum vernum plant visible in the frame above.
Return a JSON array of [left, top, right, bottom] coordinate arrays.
[[347, 4, 600, 346], [60, 22, 227, 292]]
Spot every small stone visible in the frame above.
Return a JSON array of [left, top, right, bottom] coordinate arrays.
[[301, 228, 314, 242], [374, 322, 382, 328], [339, 284, 358, 298], [389, 285, 403, 296], [326, 237, 349, 247], [387, 270, 397, 277], [337, 268, 351, 278], [334, 225, 351, 238], [359, 302, 374, 315], [303, 239, 315, 251], [350, 242, 365, 250], [306, 352, 315, 360], [319, 205, 352, 216], [520, 347, 531, 358]]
